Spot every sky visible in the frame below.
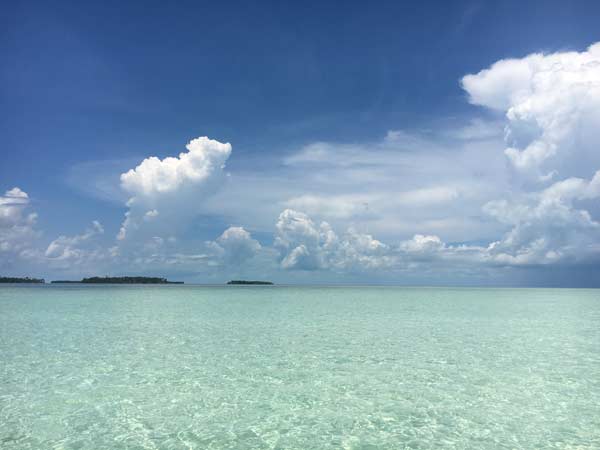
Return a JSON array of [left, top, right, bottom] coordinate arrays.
[[2, 0, 600, 286]]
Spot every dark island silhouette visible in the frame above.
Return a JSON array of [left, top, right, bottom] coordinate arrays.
[[52, 276, 183, 284], [0, 276, 45, 283], [227, 280, 274, 285]]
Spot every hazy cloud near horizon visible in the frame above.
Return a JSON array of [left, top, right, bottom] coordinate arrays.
[[3, 42, 600, 285]]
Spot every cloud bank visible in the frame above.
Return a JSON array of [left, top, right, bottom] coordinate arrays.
[[4, 42, 600, 284]]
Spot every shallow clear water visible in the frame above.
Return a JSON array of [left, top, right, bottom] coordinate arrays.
[[1, 285, 599, 449]]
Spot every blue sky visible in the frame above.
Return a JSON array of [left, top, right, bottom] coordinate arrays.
[[2, 0, 600, 285]]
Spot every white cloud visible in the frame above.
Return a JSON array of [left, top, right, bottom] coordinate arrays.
[[0, 187, 31, 227], [117, 136, 232, 241], [275, 209, 327, 270], [75, 122, 508, 250], [206, 226, 261, 265], [45, 220, 104, 262], [0, 187, 40, 259], [399, 234, 445, 253], [335, 228, 393, 271], [462, 42, 600, 178], [483, 171, 600, 265], [391, 172, 600, 268], [457, 42, 600, 267], [7, 43, 600, 284], [120, 137, 232, 200], [274, 209, 392, 271], [1, 188, 110, 276], [237, 127, 509, 244], [274, 176, 600, 275], [272, 209, 490, 274]]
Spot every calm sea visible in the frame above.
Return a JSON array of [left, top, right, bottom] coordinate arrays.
[[1, 285, 599, 449]]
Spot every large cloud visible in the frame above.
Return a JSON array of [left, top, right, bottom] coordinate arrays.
[[460, 42, 600, 268], [462, 42, 600, 179], [118, 136, 232, 241]]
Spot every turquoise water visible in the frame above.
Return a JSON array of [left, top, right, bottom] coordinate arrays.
[[1, 285, 599, 449]]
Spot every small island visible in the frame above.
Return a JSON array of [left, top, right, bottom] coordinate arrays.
[[0, 276, 45, 284], [227, 280, 274, 285], [51, 276, 183, 284]]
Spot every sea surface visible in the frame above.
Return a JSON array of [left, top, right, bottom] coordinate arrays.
[[1, 285, 599, 449]]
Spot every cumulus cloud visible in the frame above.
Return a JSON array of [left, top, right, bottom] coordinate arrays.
[[388, 172, 600, 269], [120, 137, 232, 201], [206, 226, 261, 265], [274, 184, 600, 275], [272, 209, 491, 274], [462, 42, 600, 178], [1, 188, 110, 276], [274, 209, 392, 271], [398, 234, 445, 254], [275, 209, 336, 270], [395, 172, 600, 268], [118, 136, 232, 241], [0, 187, 40, 260]]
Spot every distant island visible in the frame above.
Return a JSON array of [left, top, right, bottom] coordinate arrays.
[[227, 280, 274, 285], [51, 276, 183, 284], [0, 276, 45, 284]]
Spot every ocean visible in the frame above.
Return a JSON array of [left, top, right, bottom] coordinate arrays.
[[1, 285, 599, 449]]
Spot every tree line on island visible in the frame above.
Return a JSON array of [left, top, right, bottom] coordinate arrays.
[[2, 276, 273, 285], [0, 276, 45, 283], [0, 276, 182, 284], [53, 277, 184, 284]]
